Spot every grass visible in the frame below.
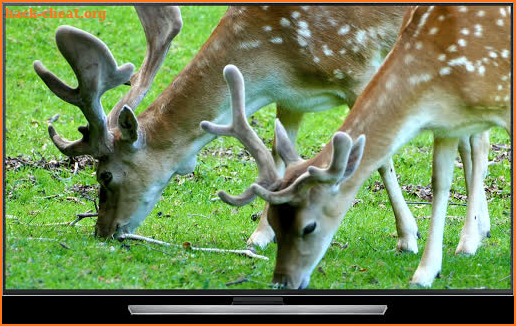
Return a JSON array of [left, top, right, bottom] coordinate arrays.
[[4, 6, 512, 290]]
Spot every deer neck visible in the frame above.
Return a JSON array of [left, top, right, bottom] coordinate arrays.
[[136, 38, 277, 175], [309, 53, 430, 218]]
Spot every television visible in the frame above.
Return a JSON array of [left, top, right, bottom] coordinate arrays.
[[2, 3, 513, 323]]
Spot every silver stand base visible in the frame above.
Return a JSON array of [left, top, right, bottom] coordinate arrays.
[[128, 304, 387, 315]]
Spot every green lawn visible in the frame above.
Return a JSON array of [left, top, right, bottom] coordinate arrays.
[[4, 6, 512, 290]]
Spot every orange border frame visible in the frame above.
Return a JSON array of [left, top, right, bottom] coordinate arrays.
[[0, 1, 514, 325]]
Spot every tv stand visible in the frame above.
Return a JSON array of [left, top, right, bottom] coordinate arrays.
[[128, 297, 387, 315]]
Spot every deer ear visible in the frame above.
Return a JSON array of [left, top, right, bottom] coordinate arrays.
[[342, 134, 365, 180], [274, 119, 302, 166], [118, 105, 139, 143]]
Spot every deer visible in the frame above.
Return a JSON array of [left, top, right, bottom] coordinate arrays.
[[201, 5, 510, 288], [35, 6, 489, 259], [35, 6, 414, 247]]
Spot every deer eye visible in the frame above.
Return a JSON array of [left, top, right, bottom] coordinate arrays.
[[303, 222, 317, 236], [99, 171, 113, 185]]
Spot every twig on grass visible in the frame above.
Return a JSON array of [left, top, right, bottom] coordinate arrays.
[[70, 211, 98, 227], [8, 210, 97, 228], [187, 213, 211, 219], [132, 243, 175, 257], [8, 236, 59, 242], [405, 201, 467, 207], [36, 194, 63, 200], [118, 233, 269, 260], [225, 277, 249, 286], [54, 161, 79, 182]]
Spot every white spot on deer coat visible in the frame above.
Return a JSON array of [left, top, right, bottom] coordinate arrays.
[[405, 54, 415, 64], [356, 30, 367, 45], [477, 10, 485, 17], [270, 37, 283, 44], [496, 19, 504, 26], [297, 35, 308, 47], [458, 39, 467, 47], [414, 6, 434, 37], [338, 25, 350, 35], [474, 24, 483, 37], [460, 28, 469, 35], [429, 27, 439, 35], [415, 41, 423, 50], [501, 49, 509, 58], [298, 21, 311, 38], [239, 40, 262, 50], [263, 26, 272, 32], [409, 74, 433, 85], [313, 56, 320, 63], [458, 6, 467, 12], [291, 11, 300, 19], [489, 51, 498, 58], [322, 44, 333, 56], [448, 56, 475, 72], [439, 67, 451, 76], [447, 45, 458, 52], [386, 75, 397, 90], [261, 6, 269, 10], [437, 54, 446, 61], [280, 17, 290, 27], [333, 69, 344, 79], [500, 8, 507, 17]]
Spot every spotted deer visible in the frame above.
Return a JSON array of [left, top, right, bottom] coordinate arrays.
[[202, 5, 511, 288]]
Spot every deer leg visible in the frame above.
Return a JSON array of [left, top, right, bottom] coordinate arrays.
[[378, 159, 420, 253], [247, 107, 304, 249], [456, 130, 490, 255], [412, 136, 458, 287]]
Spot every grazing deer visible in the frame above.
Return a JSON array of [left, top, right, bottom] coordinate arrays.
[[202, 5, 510, 288], [36, 6, 425, 249]]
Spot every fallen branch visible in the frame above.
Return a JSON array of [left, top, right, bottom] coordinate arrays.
[[7, 210, 97, 228], [8, 236, 59, 242], [54, 161, 79, 182], [225, 277, 249, 286], [70, 212, 98, 226], [36, 194, 62, 200], [132, 243, 174, 256], [406, 201, 467, 207], [187, 213, 211, 219], [118, 233, 269, 260]]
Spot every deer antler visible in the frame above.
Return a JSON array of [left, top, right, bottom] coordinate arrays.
[[200, 65, 282, 206], [202, 65, 366, 206], [35, 6, 183, 157], [251, 133, 365, 205], [34, 26, 133, 157], [107, 6, 183, 130]]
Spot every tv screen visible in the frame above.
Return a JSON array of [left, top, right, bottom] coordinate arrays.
[[2, 4, 513, 323]]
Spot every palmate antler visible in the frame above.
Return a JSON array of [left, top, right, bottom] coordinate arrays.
[[201, 65, 366, 206], [34, 6, 183, 158]]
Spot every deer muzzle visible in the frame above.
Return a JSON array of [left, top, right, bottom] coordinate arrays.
[[272, 272, 311, 290]]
